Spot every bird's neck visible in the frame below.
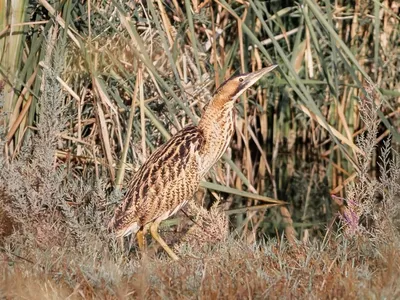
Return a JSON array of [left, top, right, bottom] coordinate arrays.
[[197, 97, 235, 172], [199, 96, 235, 133]]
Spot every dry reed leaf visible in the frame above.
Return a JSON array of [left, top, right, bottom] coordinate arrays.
[[6, 96, 32, 142], [37, 0, 81, 48], [96, 101, 115, 181], [330, 172, 357, 195], [293, 40, 306, 74], [9, 68, 38, 125], [299, 104, 363, 155]]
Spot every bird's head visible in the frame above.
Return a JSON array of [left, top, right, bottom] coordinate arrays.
[[213, 64, 278, 104]]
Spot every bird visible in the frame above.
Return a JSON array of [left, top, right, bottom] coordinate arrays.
[[108, 65, 278, 260]]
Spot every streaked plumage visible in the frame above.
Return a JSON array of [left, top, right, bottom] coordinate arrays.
[[109, 65, 278, 260], [111, 126, 204, 238]]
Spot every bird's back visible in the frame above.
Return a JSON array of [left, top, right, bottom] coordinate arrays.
[[109, 125, 205, 236]]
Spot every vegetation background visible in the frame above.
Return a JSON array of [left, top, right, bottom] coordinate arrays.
[[0, 0, 399, 298]]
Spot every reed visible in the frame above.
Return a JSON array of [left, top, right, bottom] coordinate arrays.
[[0, 1, 399, 297]]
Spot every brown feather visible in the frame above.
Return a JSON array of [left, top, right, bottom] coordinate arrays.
[[109, 126, 205, 236], [109, 65, 277, 245]]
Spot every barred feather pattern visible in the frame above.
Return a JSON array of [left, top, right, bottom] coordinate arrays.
[[109, 101, 235, 237], [109, 66, 276, 241], [109, 74, 244, 238], [109, 126, 206, 237]]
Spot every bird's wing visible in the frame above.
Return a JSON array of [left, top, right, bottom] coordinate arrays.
[[110, 125, 205, 231]]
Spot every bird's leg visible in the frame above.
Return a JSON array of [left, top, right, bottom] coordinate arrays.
[[137, 223, 151, 251], [150, 220, 179, 261], [136, 229, 145, 251]]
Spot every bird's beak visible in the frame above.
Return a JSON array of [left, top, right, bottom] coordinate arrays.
[[242, 64, 278, 87], [233, 64, 278, 101]]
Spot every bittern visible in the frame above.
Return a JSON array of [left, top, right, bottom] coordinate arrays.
[[109, 65, 278, 260]]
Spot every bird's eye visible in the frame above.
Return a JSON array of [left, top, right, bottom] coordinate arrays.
[[239, 78, 244, 82]]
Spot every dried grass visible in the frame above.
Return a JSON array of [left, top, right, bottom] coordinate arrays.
[[0, 235, 399, 299]]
